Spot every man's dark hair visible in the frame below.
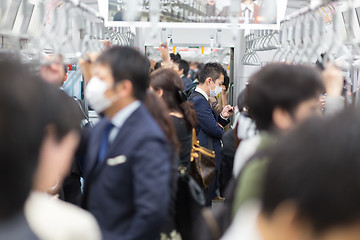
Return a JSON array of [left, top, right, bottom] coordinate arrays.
[[247, 64, 324, 131], [50, 91, 82, 140], [195, 63, 205, 80], [0, 55, 47, 220], [220, 66, 229, 90], [96, 46, 150, 101], [170, 53, 181, 62], [175, 59, 190, 76], [154, 61, 162, 70], [262, 109, 360, 233], [237, 87, 248, 112], [223, 75, 230, 91], [198, 62, 225, 84], [150, 68, 198, 130], [0, 53, 62, 221]]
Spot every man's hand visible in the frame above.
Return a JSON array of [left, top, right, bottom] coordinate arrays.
[[221, 105, 234, 118], [150, 59, 156, 69], [159, 43, 172, 68], [319, 95, 326, 109], [79, 52, 100, 84], [323, 62, 343, 97]]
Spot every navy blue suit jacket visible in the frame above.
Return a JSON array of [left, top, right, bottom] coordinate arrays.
[[190, 92, 230, 169], [81, 105, 171, 240]]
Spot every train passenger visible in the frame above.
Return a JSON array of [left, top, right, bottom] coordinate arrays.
[[232, 85, 259, 178], [232, 62, 345, 214], [79, 46, 171, 240], [0, 54, 44, 239], [0, 54, 100, 240], [188, 62, 198, 81], [173, 59, 193, 92], [150, 68, 206, 239], [142, 90, 180, 239], [170, 53, 181, 63], [219, 89, 255, 197], [209, 72, 229, 116], [259, 109, 360, 240], [150, 68, 198, 169], [221, 63, 344, 240], [232, 63, 325, 216], [189, 62, 234, 205], [25, 76, 101, 240]]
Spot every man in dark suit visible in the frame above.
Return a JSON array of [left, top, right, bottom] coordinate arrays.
[[174, 59, 193, 91], [80, 47, 171, 240], [189, 62, 234, 205]]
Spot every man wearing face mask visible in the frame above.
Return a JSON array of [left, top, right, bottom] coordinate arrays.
[[189, 62, 234, 205], [78, 47, 171, 240]]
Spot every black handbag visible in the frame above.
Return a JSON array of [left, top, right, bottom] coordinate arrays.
[[175, 170, 205, 240], [189, 129, 216, 188]]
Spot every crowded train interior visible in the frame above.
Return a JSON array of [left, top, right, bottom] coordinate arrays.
[[2, 0, 360, 240]]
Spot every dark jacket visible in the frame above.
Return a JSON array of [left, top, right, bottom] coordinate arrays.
[[182, 76, 194, 92], [81, 105, 171, 240], [190, 91, 230, 169], [171, 116, 192, 169]]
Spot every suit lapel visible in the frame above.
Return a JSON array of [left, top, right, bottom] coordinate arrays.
[[91, 106, 143, 176]]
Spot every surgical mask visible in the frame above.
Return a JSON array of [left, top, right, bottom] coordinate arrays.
[[85, 76, 113, 113], [209, 82, 223, 97]]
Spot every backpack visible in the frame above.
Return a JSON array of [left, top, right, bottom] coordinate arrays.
[[185, 82, 199, 99]]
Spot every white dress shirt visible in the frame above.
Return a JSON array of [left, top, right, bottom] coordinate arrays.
[[195, 87, 209, 101]]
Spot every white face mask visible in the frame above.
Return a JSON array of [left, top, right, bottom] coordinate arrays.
[[85, 76, 113, 113], [209, 81, 223, 97]]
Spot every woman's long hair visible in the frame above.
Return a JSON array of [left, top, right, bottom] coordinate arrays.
[[144, 90, 180, 152], [150, 69, 197, 130]]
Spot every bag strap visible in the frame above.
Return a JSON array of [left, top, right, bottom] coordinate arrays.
[[192, 128, 198, 146], [234, 121, 241, 149], [73, 96, 93, 128], [188, 91, 203, 101]]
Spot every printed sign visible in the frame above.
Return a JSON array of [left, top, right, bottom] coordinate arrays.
[[105, 0, 279, 29]]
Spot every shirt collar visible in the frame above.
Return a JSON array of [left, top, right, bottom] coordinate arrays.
[[110, 100, 141, 129], [195, 87, 209, 101]]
